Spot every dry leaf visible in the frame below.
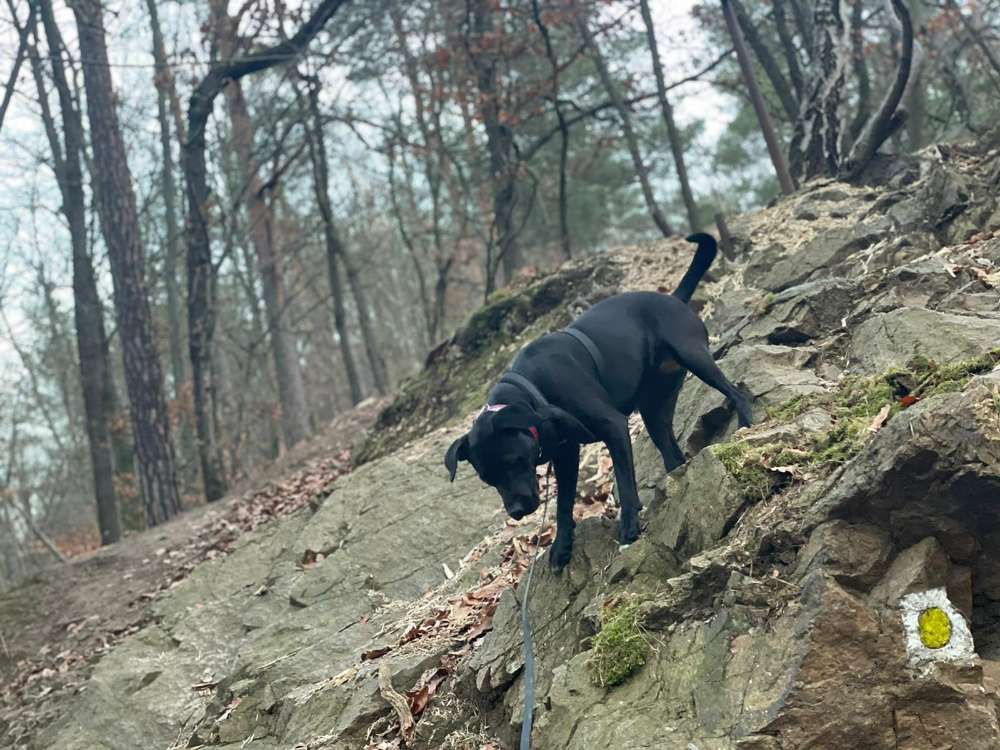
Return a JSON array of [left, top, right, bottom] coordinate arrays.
[[362, 646, 392, 662], [868, 403, 892, 433]]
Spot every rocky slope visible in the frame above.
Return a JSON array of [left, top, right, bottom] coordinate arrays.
[[9, 134, 1000, 750]]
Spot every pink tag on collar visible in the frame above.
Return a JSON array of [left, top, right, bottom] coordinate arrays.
[[528, 425, 540, 442]]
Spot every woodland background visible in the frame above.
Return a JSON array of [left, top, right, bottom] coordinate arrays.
[[0, 0, 998, 585]]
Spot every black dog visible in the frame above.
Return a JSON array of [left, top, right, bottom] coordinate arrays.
[[445, 233, 752, 569]]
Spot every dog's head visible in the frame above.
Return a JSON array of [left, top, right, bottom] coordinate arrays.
[[444, 402, 594, 520]]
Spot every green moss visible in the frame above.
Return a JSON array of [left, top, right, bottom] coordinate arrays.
[[765, 394, 813, 422], [711, 442, 774, 501], [912, 348, 1000, 399], [716, 347, 1000, 501], [588, 595, 650, 688]]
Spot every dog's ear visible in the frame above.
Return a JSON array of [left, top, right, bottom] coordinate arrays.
[[539, 405, 596, 445], [444, 434, 470, 481]]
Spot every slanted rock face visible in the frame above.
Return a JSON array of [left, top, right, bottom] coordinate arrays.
[[35, 429, 504, 750]]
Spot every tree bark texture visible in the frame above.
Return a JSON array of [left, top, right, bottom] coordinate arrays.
[[29, 5, 121, 544], [788, 0, 849, 182], [70, 0, 181, 527]]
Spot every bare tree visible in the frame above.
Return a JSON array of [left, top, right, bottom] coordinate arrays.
[[722, 0, 796, 193], [300, 76, 364, 405], [531, 0, 573, 256], [0, 0, 35, 136], [223, 77, 312, 448], [638, 0, 701, 231], [465, 0, 525, 291], [577, 9, 674, 238], [728, 0, 800, 120], [144, 0, 186, 403], [183, 0, 349, 501], [69, 0, 181, 527], [842, 0, 913, 178]]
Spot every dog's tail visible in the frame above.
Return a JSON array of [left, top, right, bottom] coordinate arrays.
[[673, 232, 717, 304]]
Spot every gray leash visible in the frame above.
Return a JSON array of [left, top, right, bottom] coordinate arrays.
[[519, 465, 552, 750]]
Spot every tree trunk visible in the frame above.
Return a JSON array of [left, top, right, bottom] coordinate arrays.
[[35, 0, 122, 543], [842, 0, 913, 179], [772, 0, 804, 101], [578, 11, 674, 238], [224, 81, 311, 449], [302, 79, 364, 405], [468, 0, 524, 291], [729, 0, 800, 121], [343, 254, 390, 396], [638, 0, 701, 231], [847, 0, 872, 145], [722, 0, 797, 193], [787, 0, 849, 182], [386, 141, 436, 347], [184, 82, 228, 501], [904, 0, 927, 150], [183, 0, 347, 499], [531, 0, 573, 257], [144, 0, 186, 400], [70, 0, 181, 527]]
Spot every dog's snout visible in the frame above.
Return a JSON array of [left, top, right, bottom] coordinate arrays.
[[507, 495, 539, 520]]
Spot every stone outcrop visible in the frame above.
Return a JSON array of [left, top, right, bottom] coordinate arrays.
[[10, 136, 1000, 750]]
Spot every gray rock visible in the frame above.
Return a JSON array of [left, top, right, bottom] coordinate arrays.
[[741, 279, 858, 345], [36, 430, 502, 750], [674, 343, 827, 455], [744, 218, 891, 292], [649, 449, 746, 561], [794, 520, 892, 590], [869, 537, 952, 608], [847, 307, 1000, 373]]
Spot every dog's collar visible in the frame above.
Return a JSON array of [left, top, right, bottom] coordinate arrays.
[[475, 402, 540, 443], [498, 371, 549, 409]]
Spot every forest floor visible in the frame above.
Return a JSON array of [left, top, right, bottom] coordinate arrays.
[[0, 398, 384, 741]]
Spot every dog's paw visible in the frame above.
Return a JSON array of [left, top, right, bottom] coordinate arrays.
[[549, 542, 573, 572], [619, 522, 641, 546]]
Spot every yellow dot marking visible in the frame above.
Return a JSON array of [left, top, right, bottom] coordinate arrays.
[[918, 607, 952, 649]]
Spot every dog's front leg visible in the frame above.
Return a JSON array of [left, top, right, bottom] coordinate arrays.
[[549, 442, 580, 571], [602, 415, 641, 545]]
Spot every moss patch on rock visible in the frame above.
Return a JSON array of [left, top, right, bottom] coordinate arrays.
[[715, 348, 1000, 501], [587, 595, 650, 688]]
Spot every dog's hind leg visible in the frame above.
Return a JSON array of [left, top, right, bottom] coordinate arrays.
[[549, 442, 580, 571], [674, 343, 753, 427], [638, 371, 687, 473]]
